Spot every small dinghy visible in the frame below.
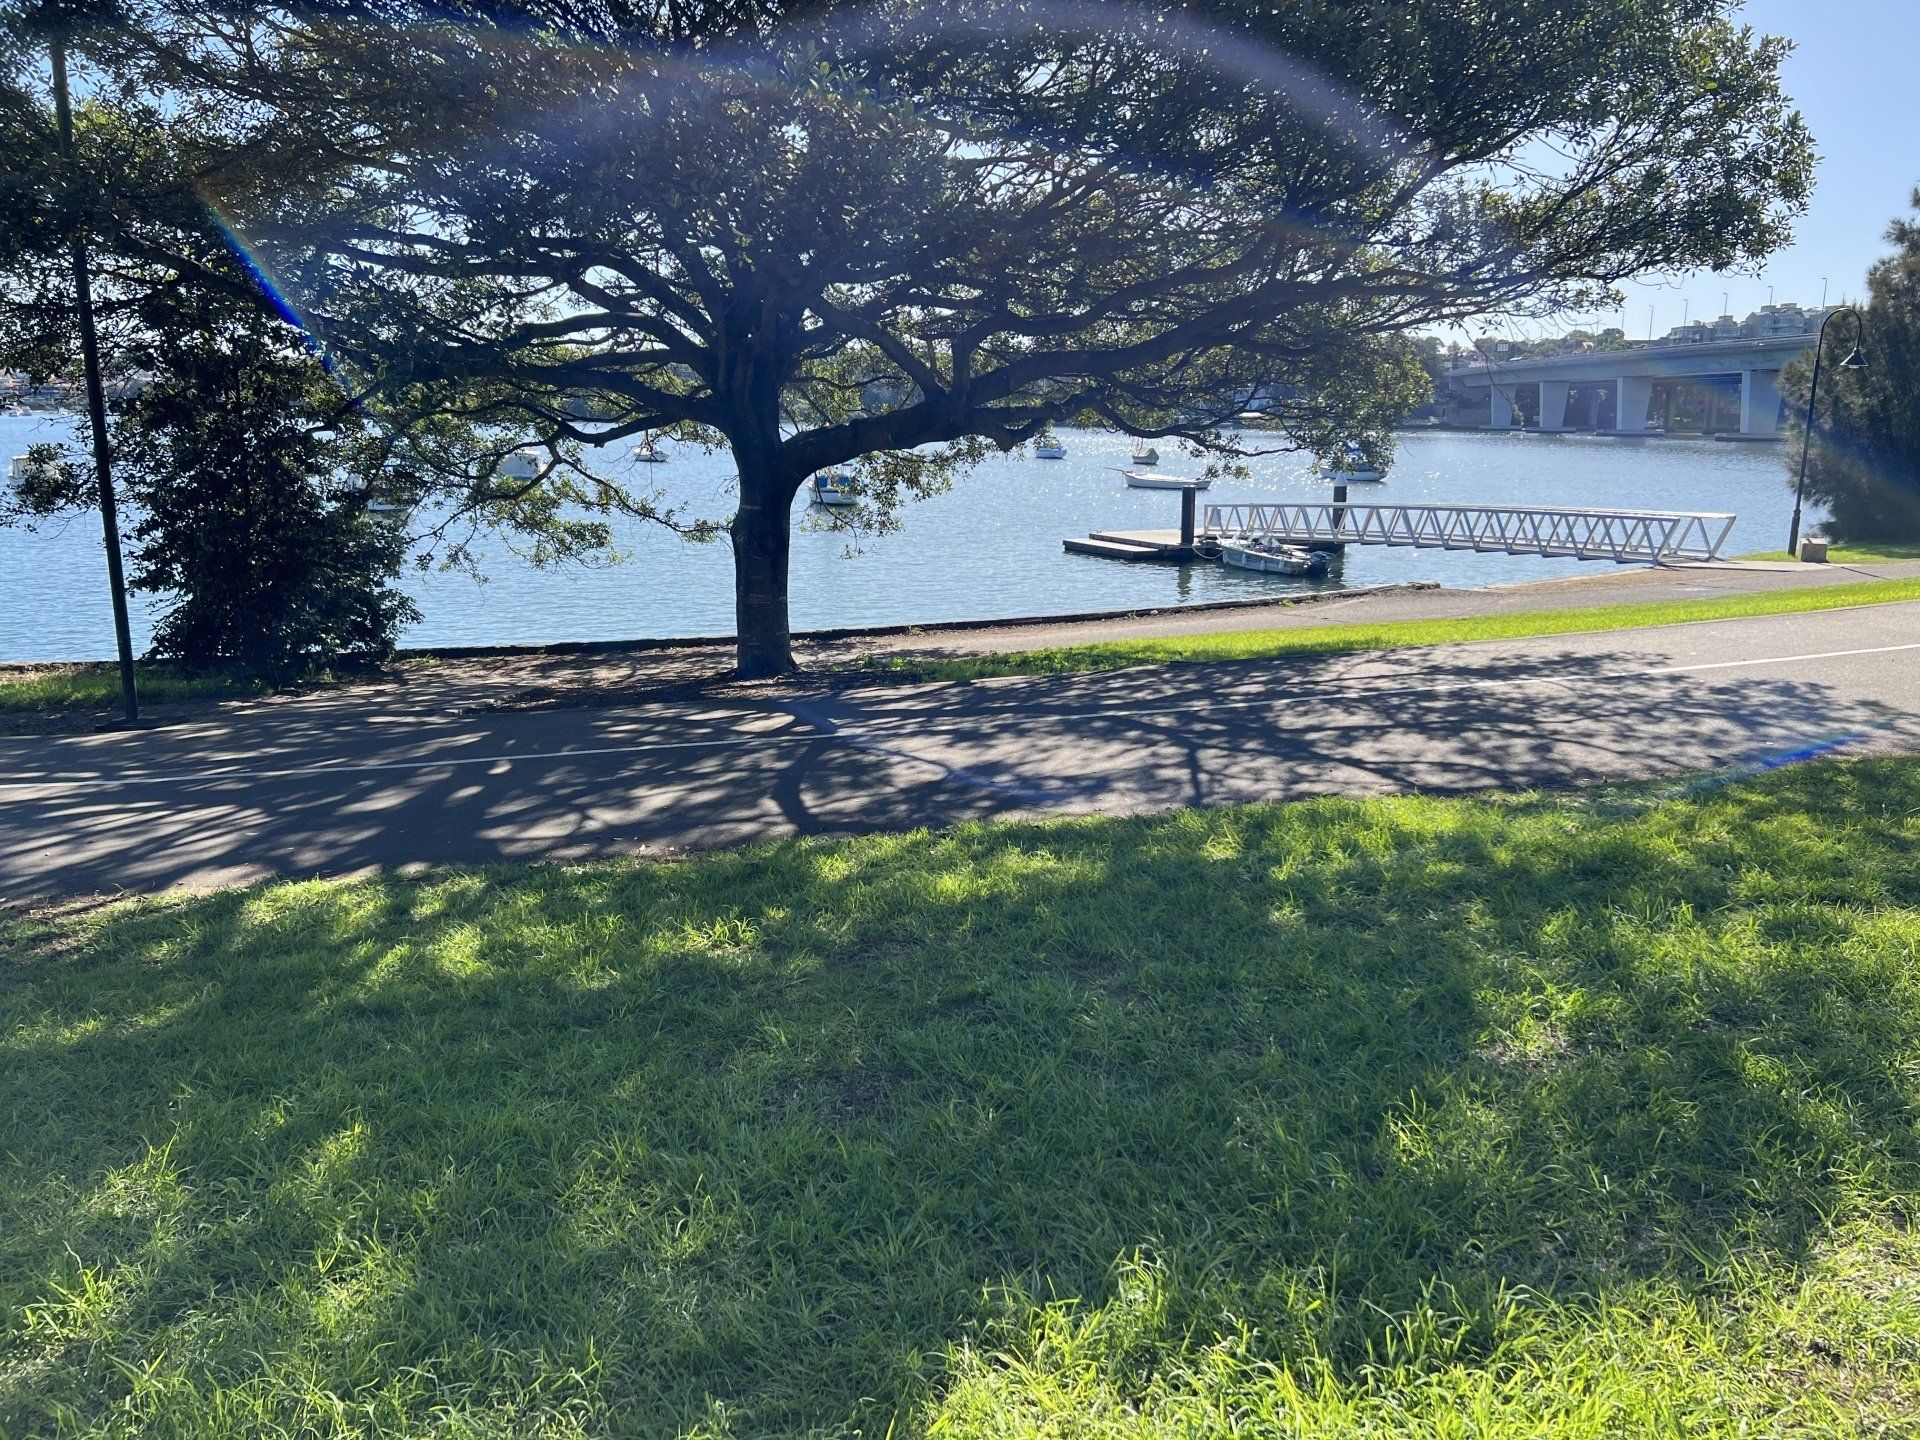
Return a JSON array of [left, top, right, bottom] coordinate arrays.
[[632, 440, 668, 463], [1123, 470, 1210, 491], [1220, 537, 1330, 578], [1130, 442, 1159, 466], [1315, 440, 1385, 482], [810, 468, 858, 506]]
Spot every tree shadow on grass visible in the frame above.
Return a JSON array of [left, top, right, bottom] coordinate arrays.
[[3, 758, 1919, 1433]]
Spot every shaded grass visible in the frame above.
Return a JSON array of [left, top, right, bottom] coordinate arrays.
[[863, 575, 1920, 680], [0, 662, 260, 714], [4, 759, 1920, 1436]]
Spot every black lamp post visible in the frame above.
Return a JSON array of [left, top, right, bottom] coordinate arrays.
[[1787, 306, 1868, 557]]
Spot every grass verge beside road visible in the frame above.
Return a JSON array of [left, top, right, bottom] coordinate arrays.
[[0, 662, 259, 714], [865, 574, 1920, 680], [1738, 542, 1920, 564], [5, 758, 1919, 1437]]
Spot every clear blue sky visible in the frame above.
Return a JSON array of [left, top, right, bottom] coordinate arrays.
[[1515, 0, 1917, 341]]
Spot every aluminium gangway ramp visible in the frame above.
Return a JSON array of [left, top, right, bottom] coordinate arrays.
[[1201, 501, 1736, 564]]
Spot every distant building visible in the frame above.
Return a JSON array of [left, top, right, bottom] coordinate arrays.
[[1739, 302, 1833, 338], [1651, 302, 1834, 347]]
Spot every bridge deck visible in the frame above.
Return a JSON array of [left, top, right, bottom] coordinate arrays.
[[1203, 501, 1736, 564]]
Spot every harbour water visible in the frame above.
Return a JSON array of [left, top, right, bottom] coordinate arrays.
[[1, 416, 1805, 662]]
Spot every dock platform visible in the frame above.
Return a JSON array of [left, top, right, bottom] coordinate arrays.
[[1063, 529, 1194, 563]]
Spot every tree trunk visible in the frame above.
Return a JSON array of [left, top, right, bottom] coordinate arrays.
[[731, 476, 795, 678]]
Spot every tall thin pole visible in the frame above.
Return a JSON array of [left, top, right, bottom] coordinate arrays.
[[50, 35, 137, 722]]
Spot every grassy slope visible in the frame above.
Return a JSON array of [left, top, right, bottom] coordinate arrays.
[[0, 663, 258, 714], [5, 760, 1920, 1437], [867, 575, 1920, 680]]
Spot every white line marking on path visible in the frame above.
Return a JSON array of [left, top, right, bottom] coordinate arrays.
[[5, 639, 1919, 794]]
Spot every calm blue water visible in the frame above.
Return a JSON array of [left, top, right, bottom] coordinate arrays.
[[0, 416, 1806, 661]]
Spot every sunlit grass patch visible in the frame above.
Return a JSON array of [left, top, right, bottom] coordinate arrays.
[[1738, 541, 1920, 563], [861, 575, 1920, 680], [4, 759, 1919, 1436]]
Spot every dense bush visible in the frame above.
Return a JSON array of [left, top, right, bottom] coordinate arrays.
[[1782, 189, 1920, 543], [115, 304, 416, 682]]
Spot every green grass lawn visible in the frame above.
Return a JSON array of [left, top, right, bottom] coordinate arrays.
[[1737, 541, 1920, 564], [0, 662, 260, 714], [5, 759, 1920, 1437], [865, 574, 1920, 681]]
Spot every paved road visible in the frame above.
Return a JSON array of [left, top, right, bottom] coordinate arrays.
[[5, 602, 1920, 901]]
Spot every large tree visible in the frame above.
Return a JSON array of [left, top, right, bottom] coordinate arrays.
[[1780, 190, 1920, 544], [106, 0, 1813, 675]]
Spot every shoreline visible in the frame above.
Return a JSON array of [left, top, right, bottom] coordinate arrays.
[[0, 580, 1444, 672], [5, 559, 1899, 678]]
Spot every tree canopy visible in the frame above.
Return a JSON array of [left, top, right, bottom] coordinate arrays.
[[1781, 190, 1920, 544], [12, 1, 1815, 674]]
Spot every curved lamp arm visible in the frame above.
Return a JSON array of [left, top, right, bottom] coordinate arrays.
[[1788, 306, 1867, 556]]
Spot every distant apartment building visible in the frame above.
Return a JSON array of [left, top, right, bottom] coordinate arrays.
[[1652, 302, 1835, 347]]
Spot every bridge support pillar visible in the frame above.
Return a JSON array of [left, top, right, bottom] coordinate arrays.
[[1489, 389, 1515, 429], [1615, 375, 1654, 432], [1741, 368, 1784, 435], [1538, 380, 1571, 431]]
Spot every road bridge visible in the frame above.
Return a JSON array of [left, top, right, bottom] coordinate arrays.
[[1446, 334, 1813, 436]]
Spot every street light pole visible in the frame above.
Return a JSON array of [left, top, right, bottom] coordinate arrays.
[[49, 33, 138, 723], [1787, 306, 1868, 557]]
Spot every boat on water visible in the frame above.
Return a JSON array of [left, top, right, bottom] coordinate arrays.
[[1123, 470, 1210, 491], [1315, 440, 1386, 482], [1034, 431, 1067, 459], [8, 450, 65, 497], [1220, 537, 1330, 578], [810, 468, 858, 506], [500, 447, 547, 480], [632, 440, 668, 463], [1130, 442, 1159, 466]]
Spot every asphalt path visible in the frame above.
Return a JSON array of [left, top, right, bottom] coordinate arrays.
[[5, 601, 1920, 901]]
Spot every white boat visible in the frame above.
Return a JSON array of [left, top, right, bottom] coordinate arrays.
[[1123, 470, 1210, 491], [1034, 432, 1066, 459], [1130, 443, 1159, 466], [1315, 440, 1386, 483], [8, 450, 66, 495], [810, 468, 858, 506], [1220, 538, 1330, 578], [632, 440, 668, 463], [500, 447, 546, 480]]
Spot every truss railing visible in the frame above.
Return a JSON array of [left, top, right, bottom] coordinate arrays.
[[1201, 502, 1736, 564]]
